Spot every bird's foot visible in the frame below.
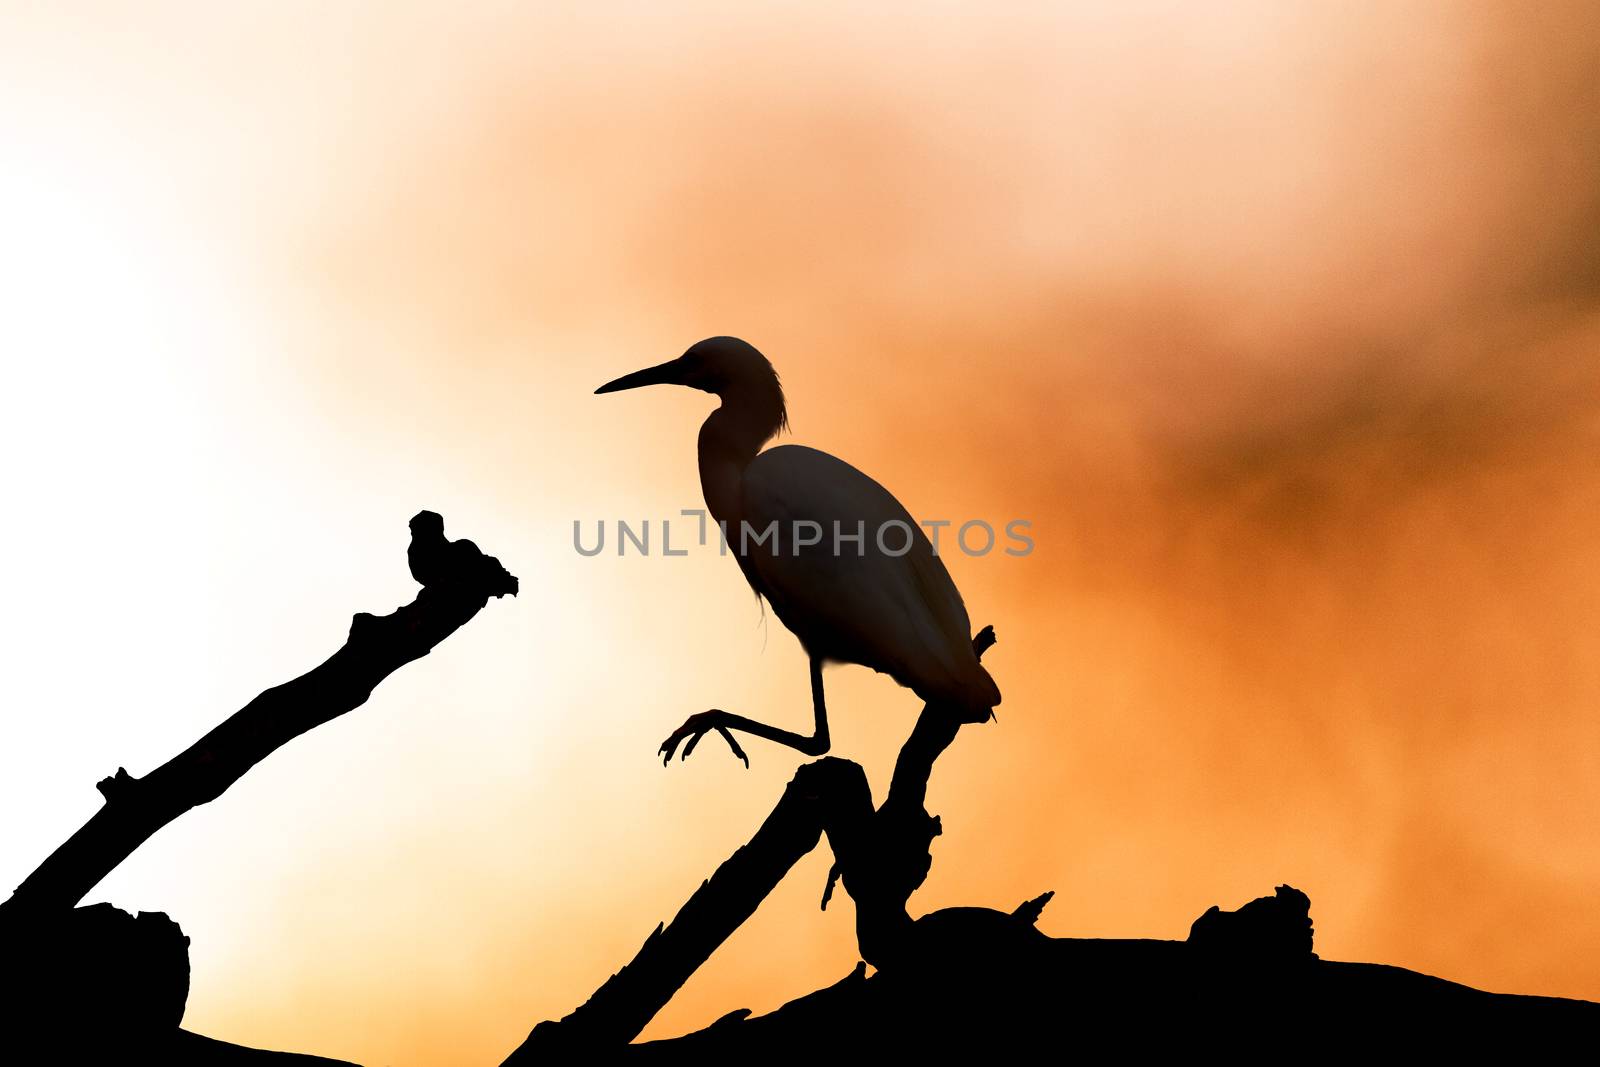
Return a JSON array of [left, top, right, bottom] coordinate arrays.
[[659, 710, 750, 768]]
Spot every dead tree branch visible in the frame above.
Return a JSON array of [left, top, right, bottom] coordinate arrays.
[[4, 512, 516, 915], [504, 626, 996, 1059]]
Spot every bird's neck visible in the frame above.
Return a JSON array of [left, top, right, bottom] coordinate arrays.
[[697, 384, 785, 525]]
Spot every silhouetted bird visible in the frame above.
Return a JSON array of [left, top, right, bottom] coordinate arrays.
[[596, 337, 999, 765], [407, 511, 518, 598]]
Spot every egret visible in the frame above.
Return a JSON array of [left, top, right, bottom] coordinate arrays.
[[597, 336, 1000, 765]]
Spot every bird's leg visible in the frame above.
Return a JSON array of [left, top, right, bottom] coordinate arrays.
[[659, 657, 832, 766]]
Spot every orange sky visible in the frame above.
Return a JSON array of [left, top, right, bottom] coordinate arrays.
[[2, 3, 1598, 1063]]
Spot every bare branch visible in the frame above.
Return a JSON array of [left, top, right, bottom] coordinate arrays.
[[505, 627, 997, 1057], [4, 513, 516, 914]]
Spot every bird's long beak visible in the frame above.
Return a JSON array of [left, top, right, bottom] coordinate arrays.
[[595, 358, 685, 395]]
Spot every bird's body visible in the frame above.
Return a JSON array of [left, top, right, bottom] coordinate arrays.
[[739, 444, 998, 715], [597, 336, 997, 763]]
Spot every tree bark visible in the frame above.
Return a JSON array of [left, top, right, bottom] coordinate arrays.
[[4, 514, 515, 915]]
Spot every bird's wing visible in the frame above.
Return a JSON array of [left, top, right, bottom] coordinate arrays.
[[739, 444, 998, 711]]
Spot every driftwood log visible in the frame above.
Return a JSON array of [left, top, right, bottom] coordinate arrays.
[[506, 607, 1600, 1058]]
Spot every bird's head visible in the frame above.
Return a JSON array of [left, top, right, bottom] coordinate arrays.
[[597, 336, 783, 404]]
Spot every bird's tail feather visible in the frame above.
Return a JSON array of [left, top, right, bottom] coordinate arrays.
[[919, 662, 1000, 723], [959, 662, 1002, 722]]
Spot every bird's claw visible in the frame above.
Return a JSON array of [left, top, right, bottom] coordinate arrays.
[[659, 710, 750, 768]]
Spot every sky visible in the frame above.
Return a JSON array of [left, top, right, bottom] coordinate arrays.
[[1, 2, 1597, 1063]]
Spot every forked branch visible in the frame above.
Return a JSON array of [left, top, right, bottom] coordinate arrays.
[[505, 626, 997, 1059]]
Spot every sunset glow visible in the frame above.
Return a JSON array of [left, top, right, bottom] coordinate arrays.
[[2, 3, 1597, 1063]]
